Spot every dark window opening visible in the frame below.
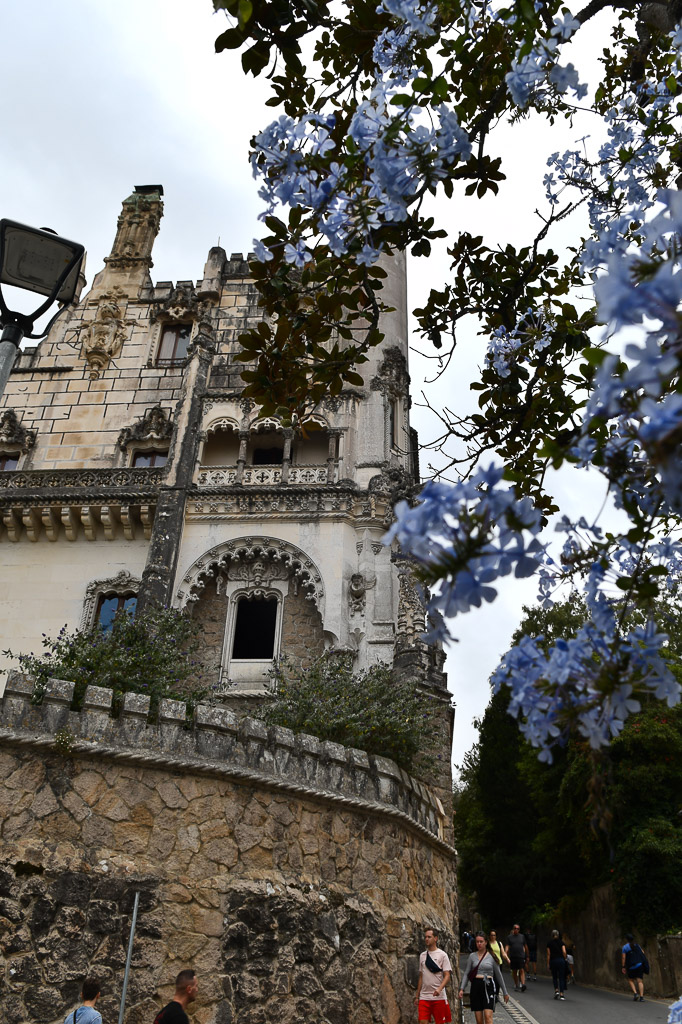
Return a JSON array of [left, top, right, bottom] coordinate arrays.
[[390, 399, 400, 449], [252, 446, 284, 465], [96, 593, 137, 632], [231, 595, 278, 659], [132, 449, 168, 468], [156, 323, 192, 366], [0, 453, 20, 471]]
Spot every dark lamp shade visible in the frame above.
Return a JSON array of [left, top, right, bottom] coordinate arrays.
[[0, 220, 85, 304]]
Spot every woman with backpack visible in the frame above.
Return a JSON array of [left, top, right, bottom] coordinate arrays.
[[622, 933, 649, 1002]]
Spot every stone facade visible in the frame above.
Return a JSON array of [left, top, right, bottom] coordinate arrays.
[[0, 188, 458, 1023], [0, 677, 458, 1024], [0, 185, 449, 702]]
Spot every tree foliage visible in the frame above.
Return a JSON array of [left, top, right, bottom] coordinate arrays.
[[255, 651, 438, 770], [454, 597, 682, 934], [4, 607, 207, 717], [213, 0, 682, 764]]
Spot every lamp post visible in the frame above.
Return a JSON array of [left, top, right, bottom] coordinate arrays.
[[0, 219, 85, 399]]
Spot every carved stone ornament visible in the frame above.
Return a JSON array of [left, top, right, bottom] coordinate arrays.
[[370, 346, 410, 396], [118, 405, 173, 451], [177, 536, 325, 611], [396, 561, 426, 642], [348, 571, 376, 615], [81, 296, 129, 377], [0, 410, 36, 454], [368, 464, 413, 505], [153, 281, 199, 322], [80, 570, 141, 628]]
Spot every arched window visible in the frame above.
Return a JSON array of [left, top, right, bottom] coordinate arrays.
[[96, 592, 137, 631], [81, 572, 141, 630]]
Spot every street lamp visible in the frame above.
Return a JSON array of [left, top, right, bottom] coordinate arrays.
[[0, 219, 85, 398]]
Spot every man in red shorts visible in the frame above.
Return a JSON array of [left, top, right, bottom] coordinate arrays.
[[414, 927, 452, 1023]]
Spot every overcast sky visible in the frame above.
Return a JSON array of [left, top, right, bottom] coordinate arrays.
[[2, 0, 617, 769]]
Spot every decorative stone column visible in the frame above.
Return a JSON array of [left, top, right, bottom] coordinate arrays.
[[236, 431, 249, 484], [281, 427, 294, 484], [136, 326, 215, 613]]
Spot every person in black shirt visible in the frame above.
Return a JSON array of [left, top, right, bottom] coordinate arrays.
[[546, 930, 568, 1000], [153, 970, 198, 1024]]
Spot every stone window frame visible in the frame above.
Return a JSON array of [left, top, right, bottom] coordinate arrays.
[[155, 321, 194, 367], [117, 405, 174, 469], [129, 445, 169, 468], [197, 416, 241, 469], [81, 571, 141, 629], [220, 581, 287, 688], [0, 451, 22, 471], [0, 409, 37, 471], [148, 316, 197, 369]]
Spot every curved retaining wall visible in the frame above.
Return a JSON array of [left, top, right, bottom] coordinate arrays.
[[0, 674, 458, 1024]]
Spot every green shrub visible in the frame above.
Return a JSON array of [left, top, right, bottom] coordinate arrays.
[[4, 606, 208, 717], [256, 651, 436, 770]]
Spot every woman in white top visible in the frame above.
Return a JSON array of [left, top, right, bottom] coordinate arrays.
[[459, 932, 509, 1024]]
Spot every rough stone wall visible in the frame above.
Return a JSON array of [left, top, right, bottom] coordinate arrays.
[[279, 588, 325, 672], [190, 583, 228, 683], [0, 678, 458, 1024], [537, 884, 682, 999]]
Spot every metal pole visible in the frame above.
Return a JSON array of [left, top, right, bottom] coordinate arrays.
[[0, 324, 23, 401], [118, 890, 141, 1024]]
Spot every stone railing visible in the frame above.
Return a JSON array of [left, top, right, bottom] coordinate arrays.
[[0, 672, 450, 850], [195, 464, 335, 487], [0, 466, 167, 492]]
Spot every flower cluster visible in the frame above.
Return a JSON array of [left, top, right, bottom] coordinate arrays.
[[669, 998, 682, 1024], [250, 0, 469, 267], [505, 12, 585, 108], [383, 463, 545, 642], [486, 309, 554, 378], [492, 611, 679, 761]]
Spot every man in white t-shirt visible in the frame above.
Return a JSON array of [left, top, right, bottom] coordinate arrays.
[[414, 927, 452, 1024]]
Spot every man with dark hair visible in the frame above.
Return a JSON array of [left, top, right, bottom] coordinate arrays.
[[153, 970, 199, 1024], [505, 924, 529, 992], [63, 978, 102, 1024], [414, 927, 452, 1024]]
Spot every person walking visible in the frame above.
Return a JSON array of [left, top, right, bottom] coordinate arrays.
[[546, 929, 568, 1000], [526, 931, 538, 980], [488, 932, 509, 969], [459, 931, 509, 1024], [504, 924, 529, 991], [153, 970, 199, 1024], [622, 934, 648, 1002], [414, 927, 453, 1024], [63, 978, 102, 1024]]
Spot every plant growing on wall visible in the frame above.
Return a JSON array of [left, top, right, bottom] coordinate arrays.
[[257, 651, 438, 770], [4, 606, 207, 716]]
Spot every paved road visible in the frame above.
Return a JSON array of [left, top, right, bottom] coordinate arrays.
[[488, 974, 671, 1024]]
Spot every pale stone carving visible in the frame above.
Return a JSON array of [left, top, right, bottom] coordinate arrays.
[[118, 405, 173, 452], [178, 537, 324, 611], [80, 297, 128, 377], [0, 410, 36, 454], [348, 572, 376, 615]]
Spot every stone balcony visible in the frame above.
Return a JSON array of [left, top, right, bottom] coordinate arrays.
[[195, 463, 337, 487]]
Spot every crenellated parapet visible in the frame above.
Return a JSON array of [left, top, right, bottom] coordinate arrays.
[[0, 671, 450, 853]]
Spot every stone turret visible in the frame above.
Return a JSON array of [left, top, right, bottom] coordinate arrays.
[[89, 184, 164, 299]]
